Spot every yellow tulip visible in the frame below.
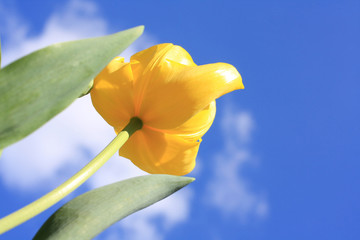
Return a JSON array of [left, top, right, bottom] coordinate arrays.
[[91, 43, 243, 175]]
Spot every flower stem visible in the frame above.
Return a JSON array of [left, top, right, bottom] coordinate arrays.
[[0, 117, 142, 234]]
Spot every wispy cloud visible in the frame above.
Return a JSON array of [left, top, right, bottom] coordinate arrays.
[[205, 106, 268, 222], [0, 0, 154, 66], [1, 0, 107, 66], [0, 0, 114, 191], [0, 1, 190, 239], [0, 96, 117, 190], [116, 188, 193, 240]]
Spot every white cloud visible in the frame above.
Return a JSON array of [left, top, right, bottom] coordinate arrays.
[[0, 0, 111, 191], [0, 3, 28, 50], [0, 96, 115, 190], [116, 189, 193, 240], [206, 107, 268, 222], [0, 1, 190, 239], [1, 0, 107, 66], [0, 0, 154, 67], [222, 110, 255, 144]]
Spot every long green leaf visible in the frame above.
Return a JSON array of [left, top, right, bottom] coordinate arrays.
[[33, 175, 194, 240], [1, 38, 2, 156], [0, 26, 144, 149], [0, 37, 2, 68]]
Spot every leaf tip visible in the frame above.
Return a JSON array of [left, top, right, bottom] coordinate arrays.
[[175, 176, 195, 188], [136, 25, 145, 33], [185, 176, 196, 184], [130, 25, 145, 38]]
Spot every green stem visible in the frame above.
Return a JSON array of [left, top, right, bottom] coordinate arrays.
[[0, 117, 142, 234]]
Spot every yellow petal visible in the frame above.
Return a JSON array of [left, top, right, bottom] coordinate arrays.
[[130, 44, 197, 116], [139, 62, 243, 129], [130, 43, 196, 80], [118, 127, 200, 175], [161, 100, 216, 141], [90, 57, 135, 129]]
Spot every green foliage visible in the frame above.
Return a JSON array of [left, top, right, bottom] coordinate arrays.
[[1, 39, 2, 156], [0, 26, 144, 149], [33, 175, 194, 240]]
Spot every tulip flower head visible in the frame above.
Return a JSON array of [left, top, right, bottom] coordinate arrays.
[[91, 43, 243, 175]]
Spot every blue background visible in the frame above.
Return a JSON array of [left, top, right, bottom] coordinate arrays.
[[1, 0, 359, 239]]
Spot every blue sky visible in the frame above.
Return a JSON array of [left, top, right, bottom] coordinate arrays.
[[0, 0, 359, 239]]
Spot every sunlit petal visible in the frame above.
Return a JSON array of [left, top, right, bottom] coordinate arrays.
[[130, 44, 196, 115], [119, 127, 200, 175], [161, 101, 216, 141], [91, 57, 135, 129], [91, 44, 243, 175], [140, 63, 242, 129]]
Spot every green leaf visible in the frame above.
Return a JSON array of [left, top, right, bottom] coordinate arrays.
[[33, 174, 194, 240], [0, 26, 144, 149]]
